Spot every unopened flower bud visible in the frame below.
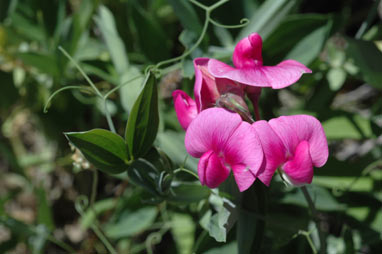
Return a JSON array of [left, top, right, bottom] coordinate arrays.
[[216, 93, 254, 123]]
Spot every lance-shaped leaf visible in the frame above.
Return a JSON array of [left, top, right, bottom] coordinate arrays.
[[125, 73, 159, 158], [65, 129, 128, 174]]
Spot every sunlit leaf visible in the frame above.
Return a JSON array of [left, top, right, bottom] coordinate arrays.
[[105, 207, 157, 239], [346, 38, 382, 89], [171, 213, 195, 254]]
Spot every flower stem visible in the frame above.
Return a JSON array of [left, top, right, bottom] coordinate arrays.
[[173, 167, 199, 179], [103, 99, 116, 133], [301, 186, 326, 254]]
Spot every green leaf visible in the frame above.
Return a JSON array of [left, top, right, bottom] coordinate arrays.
[[95, 5, 129, 75], [166, 0, 202, 34], [285, 23, 331, 65], [327, 68, 347, 91], [80, 198, 115, 229], [168, 182, 210, 204], [171, 213, 195, 254], [67, 0, 96, 55], [65, 129, 128, 174], [322, 115, 373, 140], [346, 38, 382, 89], [129, 1, 170, 62], [105, 207, 157, 239], [208, 204, 231, 243], [237, 182, 267, 254], [281, 185, 345, 211], [238, 0, 298, 41], [125, 73, 159, 158], [17, 52, 59, 77], [263, 14, 331, 65], [36, 187, 54, 231], [157, 131, 198, 171], [313, 176, 373, 192], [237, 209, 260, 254], [127, 158, 159, 195], [203, 242, 237, 254]]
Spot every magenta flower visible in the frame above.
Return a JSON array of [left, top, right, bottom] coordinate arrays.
[[207, 33, 312, 89], [172, 58, 246, 130], [193, 58, 244, 111], [253, 115, 328, 186], [172, 90, 198, 130], [185, 108, 264, 192]]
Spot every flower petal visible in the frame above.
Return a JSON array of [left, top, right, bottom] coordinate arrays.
[[172, 90, 198, 130], [198, 150, 230, 188], [253, 120, 286, 186], [193, 58, 220, 111], [208, 59, 311, 89], [185, 108, 242, 158], [223, 121, 264, 176], [282, 140, 313, 186], [232, 164, 256, 192], [269, 115, 328, 167], [233, 33, 263, 68]]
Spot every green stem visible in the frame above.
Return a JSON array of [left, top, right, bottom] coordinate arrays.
[[209, 18, 249, 29], [75, 196, 117, 254], [155, 10, 210, 69], [59, 46, 117, 133], [295, 230, 317, 254], [58, 46, 103, 98], [173, 167, 199, 179], [208, 0, 230, 11], [192, 229, 207, 253], [103, 75, 142, 100], [44, 86, 93, 113], [189, 0, 208, 10], [103, 99, 116, 133], [301, 186, 326, 254], [46, 234, 77, 254], [90, 224, 118, 254]]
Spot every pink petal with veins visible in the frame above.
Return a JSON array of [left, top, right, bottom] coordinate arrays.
[[172, 90, 198, 130], [282, 141, 314, 185], [268, 115, 328, 168], [185, 108, 264, 191], [193, 58, 220, 111], [232, 164, 257, 192], [208, 59, 311, 89], [208, 33, 311, 89], [198, 150, 230, 188], [253, 120, 286, 186]]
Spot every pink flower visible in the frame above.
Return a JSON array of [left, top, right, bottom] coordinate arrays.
[[207, 33, 312, 89], [172, 58, 246, 130], [193, 58, 244, 111], [185, 108, 264, 192], [172, 90, 198, 130], [253, 115, 328, 186]]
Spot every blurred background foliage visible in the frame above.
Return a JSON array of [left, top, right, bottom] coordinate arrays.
[[0, 0, 381, 253]]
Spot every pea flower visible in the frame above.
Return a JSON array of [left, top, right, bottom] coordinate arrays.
[[253, 115, 328, 186], [185, 108, 264, 192], [173, 58, 248, 130], [207, 33, 312, 89], [207, 33, 311, 118], [172, 90, 198, 130]]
